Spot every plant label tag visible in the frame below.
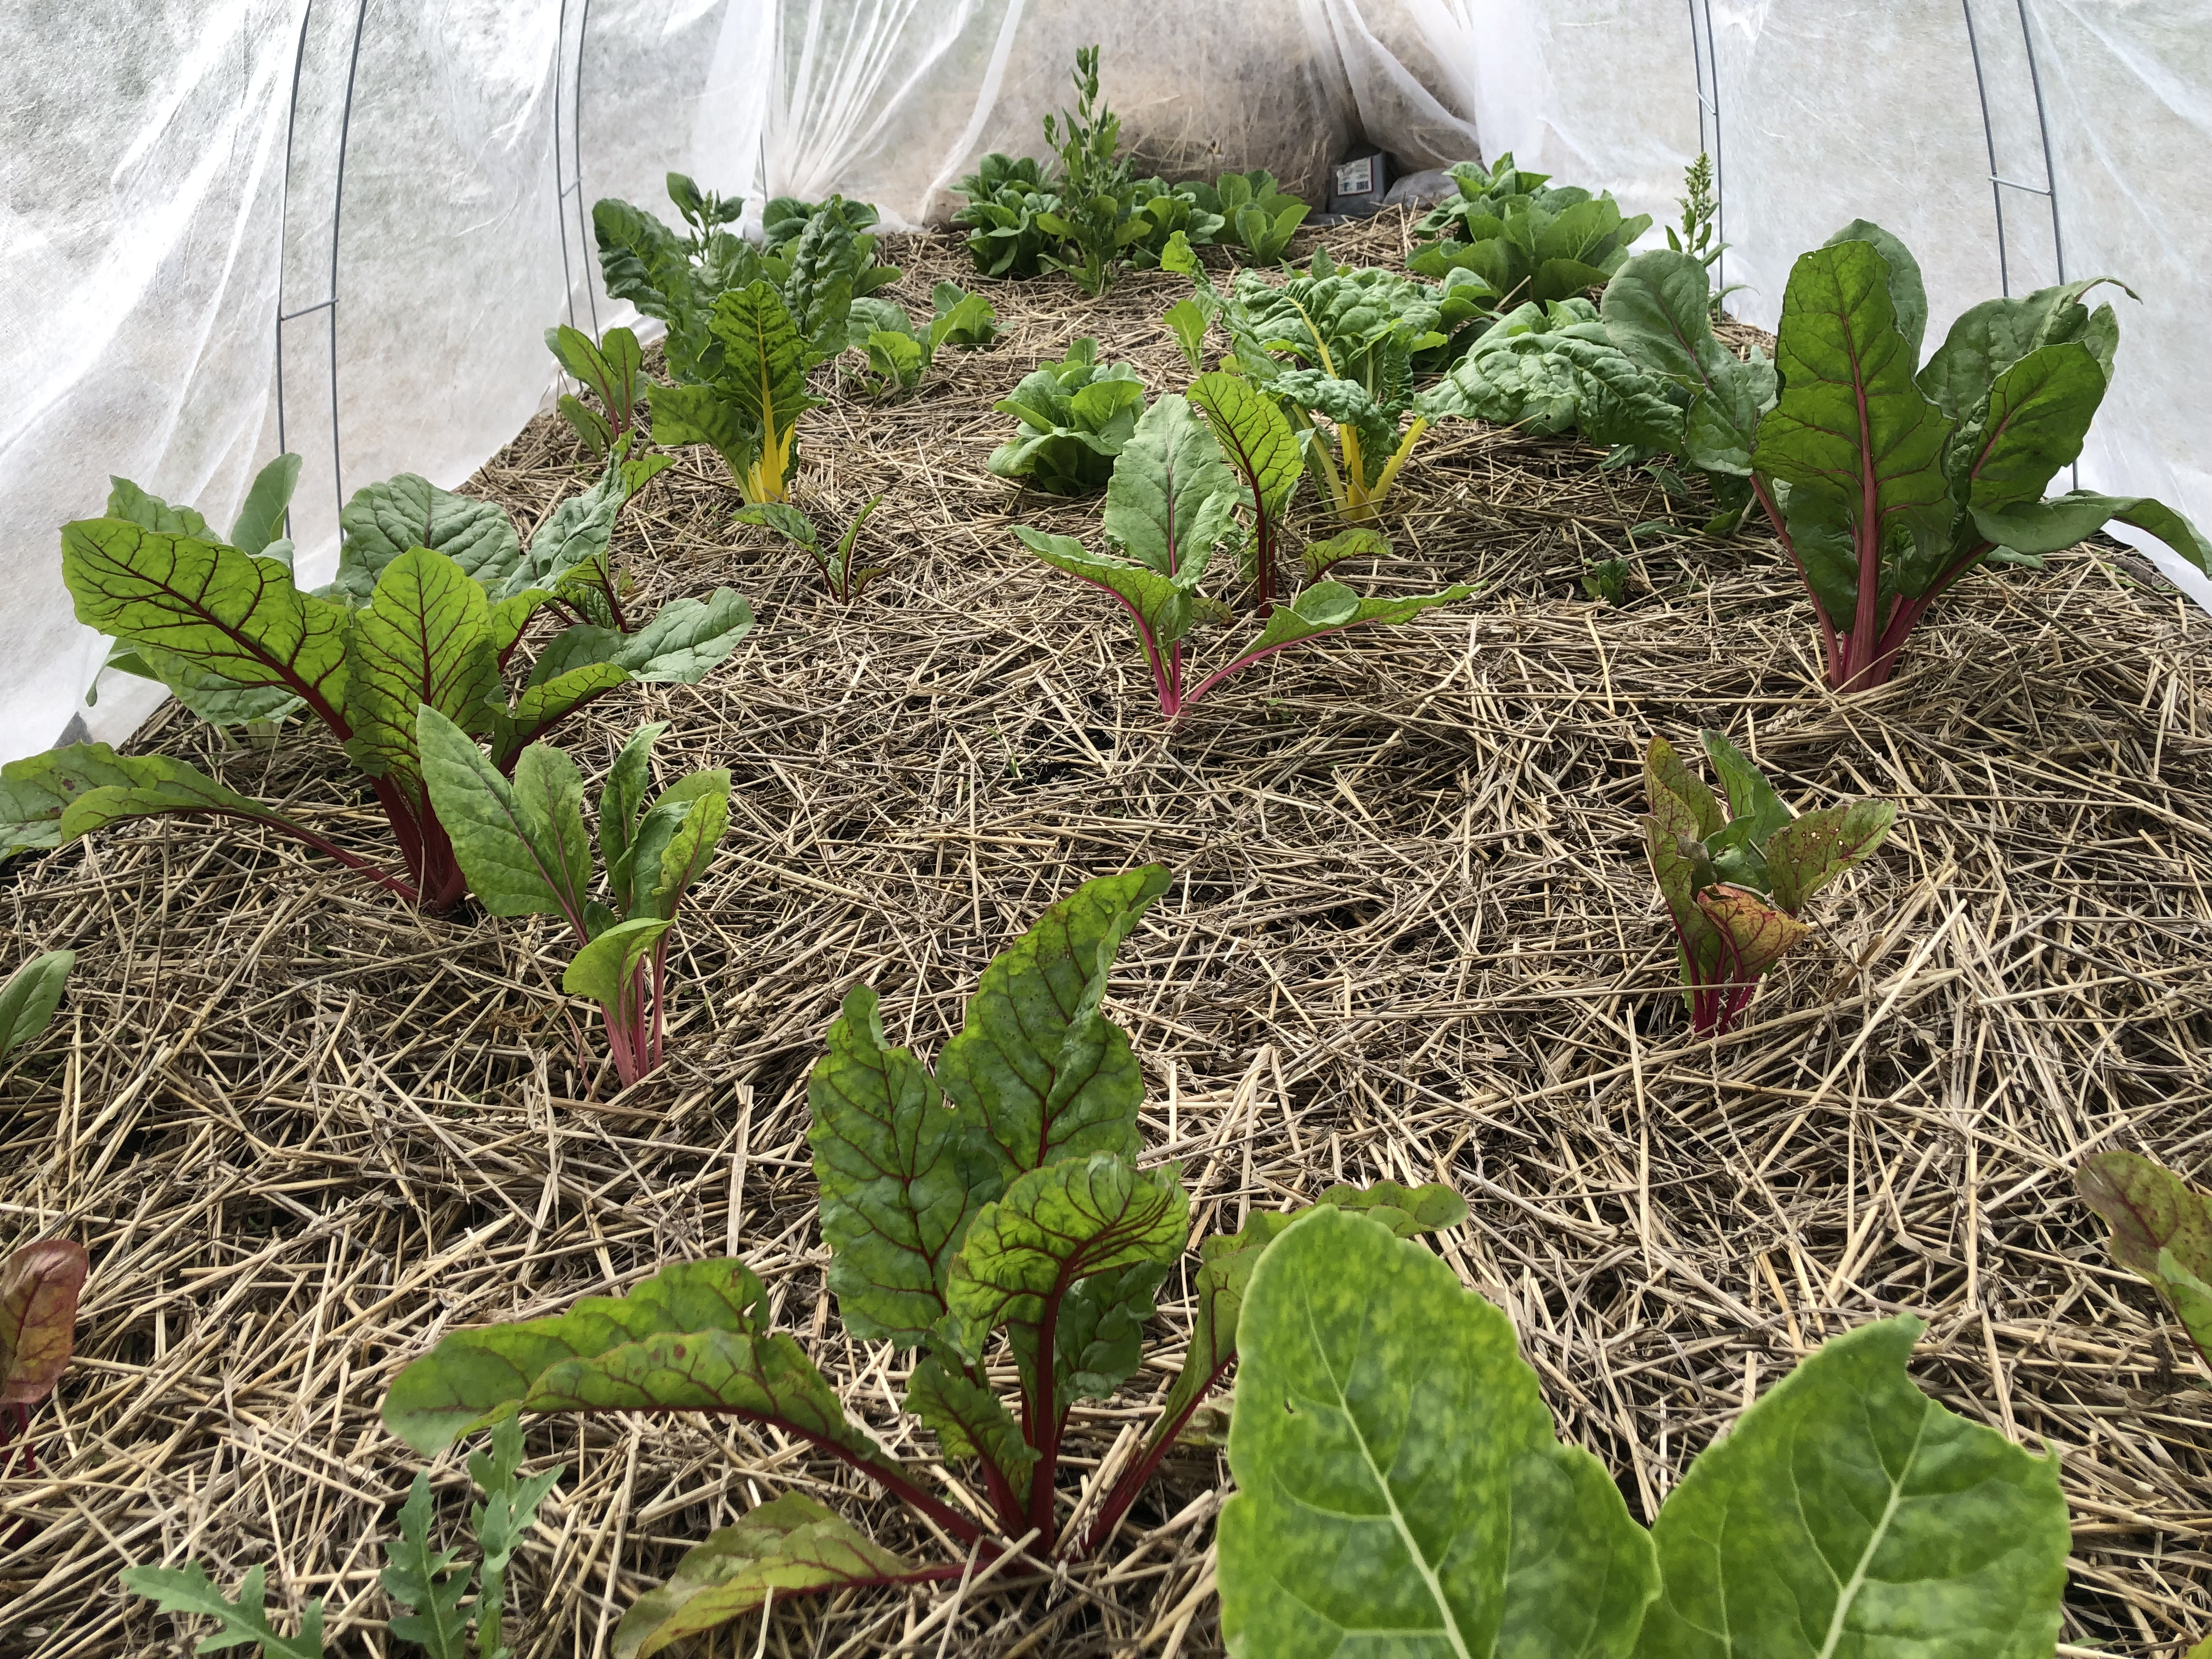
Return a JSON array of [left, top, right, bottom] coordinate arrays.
[[1333, 156, 1375, 198]]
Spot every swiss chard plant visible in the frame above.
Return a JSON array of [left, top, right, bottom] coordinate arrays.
[[1409, 150, 1652, 307], [419, 709, 729, 1089], [1015, 396, 1471, 718], [0, 455, 749, 912], [380, 867, 1463, 1656], [545, 324, 645, 459], [1219, 1204, 2072, 1658], [1032, 45, 1146, 297], [733, 497, 885, 602], [1186, 370, 1300, 613], [645, 280, 823, 503], [986, 337, 1148, 495], [1188, 169, 1309, 263], [0, 950, 73, 1062], [844, 281, 997, 395], [1736, 222, 2212, 691], [951, 154, 1062, 280], [122, 1412, 563, 1659], [2076, 1150, 2212, 1375], [1641, 731, 1895, 1036], [2, 1238, 88, 1482]]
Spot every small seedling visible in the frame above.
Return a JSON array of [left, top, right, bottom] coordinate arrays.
[[735, 498, 887, 602]]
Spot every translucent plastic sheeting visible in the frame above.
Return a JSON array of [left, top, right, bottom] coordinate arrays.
[[4, 0, 2207, 764]]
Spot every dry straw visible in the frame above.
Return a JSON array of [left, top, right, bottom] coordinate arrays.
[[3, 213, 2209, 1657]]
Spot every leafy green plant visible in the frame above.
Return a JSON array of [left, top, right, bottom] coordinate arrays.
[[1641, 731, 1895, 1036], [734, 498, 885, 602], [1188, 169, 1309, 263], [646, 281, 821, 503], [1219, 1204, 2072, 1658], [1410, 151, 1652, 309], [2076, 1150, 2212, 1374], [986, 337, 1148, 495], [951, 154, 1062, 280], [1032, 45, 1145, 297], [124, 1414, 561, 1659], [1015, 396, 1471, 718], [761, 195, 893, 282], [0, 456, 748, 912], [418, 710, 728, 1088], [0, 950, 73, 1060], [1187, 371, 1300, 612], [381, 868, 1465, 1656], [1717, 223, 2212, 691], [2, 1238, 88, 1480], [1665, 151, 1741, 321], [844, 281, 997, 395], [545, 325, 645, 459], [664, 171, 743, 256]]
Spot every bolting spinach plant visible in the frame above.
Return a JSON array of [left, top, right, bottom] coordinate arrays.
[[2076, 1150, 2212, 1375], [986, 338, 1149, 495], [1031, 45, 1145, 297], [1, 1238, 88, 1482], [0, 454, 749, 912], [1218, 1204, 2071, 1658], [733, 496, 886, 602], [417, 709, 730, 1089], [1409, 151, 1652, 308], [380, 868, 1464, 1657], [1640, 731, 1894, 1036], [1735, 223, 2211, 691], [0, 950, 73, 1062], [1015, 396, 1471, 718]]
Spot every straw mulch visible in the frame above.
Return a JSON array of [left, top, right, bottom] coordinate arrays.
[[5, 212, 2211, 1658]]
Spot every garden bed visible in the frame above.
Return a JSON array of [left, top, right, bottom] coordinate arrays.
[[5, 212, 2211, 1657]]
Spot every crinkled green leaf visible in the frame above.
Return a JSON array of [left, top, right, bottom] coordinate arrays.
[[0, 950, 75, 1062], [937, 864, 1171, 1177], [987, 340, 1147, 495], [1056, 1259, 1170, 1404], [1760, 799, 1895, 915], [1601, 251, 1776, 473], [0, 1238, 88, 1410], [1636, 1316, 2068, 1659], [118, 1563, 326, 1659], [341, 549, 497, 790], [1220, 1205, 1657, 1659], [647, 381, 759, 481], [486, 662, 630, 768], [1918, 277, 2129, 419], [61, 521, 351, 724], [2076, 1151, 2212, 1370], [612, 1493, 916, 1659], [334, 474, 521, 602], [710, 279, 819, 442], [945, 1152, 1188, 1350], [382, 1257, 769, 1453], [1954, 341, 2106, 512], [1189, 372, 1301, 522], [808, 986, 1001, 1347]]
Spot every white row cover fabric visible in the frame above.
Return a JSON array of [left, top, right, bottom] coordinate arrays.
[[2, 0, 2204, 762]]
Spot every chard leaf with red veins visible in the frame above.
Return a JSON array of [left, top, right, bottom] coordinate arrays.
[[2076, 1151, 2212, 1370], [0, 1239, 88, 1410]]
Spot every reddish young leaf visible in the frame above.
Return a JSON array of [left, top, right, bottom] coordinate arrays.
[[1, 1239, 89, 1409], [2077, 1152, 2212, 1370]]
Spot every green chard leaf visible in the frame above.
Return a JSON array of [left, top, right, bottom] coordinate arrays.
[[1102, 394, 1244, 581], [0, 745, 333, 863], [647, 381, 760, 483], [937, 864, 1171, 1176], [335, 474, 522, 602], [612, 1493, 916, 1659], [0, 950, 75, 1061], [383, 1257, 769, 1453], [1971, 491, 2212, 577], [1918, 276, 2131, 419], [1953, 341, 2107, 512], [1189, 371, 1301, 522], [229, 454, 303, 558], [341, 549, 499, 791], [1601, 251, 1776, 473], [906, 1355, 1039, 1504], [562, 916, 672, 1006], [1, 1238, 89, 1410], [1636, 1316, 2069, 1659], [2076, 1151, 2212, 1369], [417, 706, 591, 921], [1760, 798, 1895, 915], [808, 986, 1002, 1347], [60, 520, 351, 726], [1220, 1205, 1658, 1659]]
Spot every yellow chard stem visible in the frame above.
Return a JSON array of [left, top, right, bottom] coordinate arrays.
[[1365, 416, 1428, 511]]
